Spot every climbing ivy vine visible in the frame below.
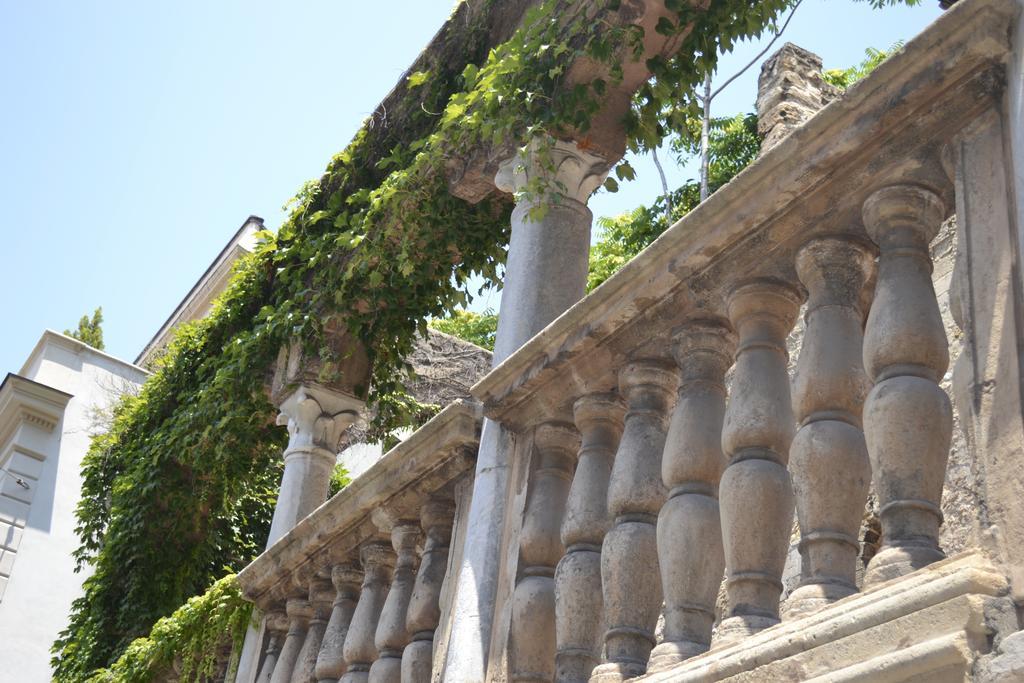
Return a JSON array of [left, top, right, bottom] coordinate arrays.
[[53, 1, 922, 679], [83, 575, 252, 683]]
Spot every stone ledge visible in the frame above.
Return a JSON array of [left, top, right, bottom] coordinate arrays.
[[637, 551, 1015, 682]]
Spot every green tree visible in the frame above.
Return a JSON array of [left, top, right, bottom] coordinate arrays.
[[65, 307, 106, 350], [429, 309, 497, 351], [823, 43, 902, 89], [589, 113, 761, 291], [328, 463, 352, 497], [589, 42, 900, 292]]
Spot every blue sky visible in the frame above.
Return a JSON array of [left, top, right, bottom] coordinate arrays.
[[0, 1, 942, 373]]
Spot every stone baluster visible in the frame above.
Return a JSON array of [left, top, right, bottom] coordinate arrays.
[[256, 610, 289, 683], [316, 565, 363, 683], [369, 523, 421, 683], [292, 577, 336, 683], [649, 321, 735, 670], [783, 238, 875, 618], [861, 185, 951, 586], [717, 280, 802, 643], [402, 501, 456, 683], [509, 422, 580, 683], [271, 598, 314, 683], [554, 394, 625, 683], [592, 360, 678, 683], [340, 543, 394, 683], [267, 386, 361, 546]]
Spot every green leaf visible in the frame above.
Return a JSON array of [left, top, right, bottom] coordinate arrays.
[[407, 70, 431, 88]]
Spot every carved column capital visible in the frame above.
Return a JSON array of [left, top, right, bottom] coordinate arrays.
[[275, 385, 362, 456], [495, 137, 610, 205]]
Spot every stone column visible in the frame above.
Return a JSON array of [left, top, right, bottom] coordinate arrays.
[[267, 386, 362, 546], [341, 543, 394, 683], [402, 501, 456, 683], [509, 422, 580, 683], [316, 565, 362, 683], [256, 610, 289, 683], [554, 394, 624, 683], [369, 523, 421, 683], [271, 598, 313, 683], [649, 321, 735, 670], [717, 280, 802, 643], [861, 185, 951, 586], [293, 577, 336, 683], [592, 360, 678, 683], [444, 139, 608, 683], [783, 238, 875, 618]]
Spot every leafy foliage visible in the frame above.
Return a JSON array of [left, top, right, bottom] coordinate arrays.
[[589, 113, 761, 291], [429, 309, 498, 350], [55, 0, 923, 677], [823, 43, 903, 89], [83, 575, 252, 683], [329, 463, 352, 497], [66, 307, 106, 350]]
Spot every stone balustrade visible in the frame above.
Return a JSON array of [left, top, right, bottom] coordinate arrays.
[[237, 401, 481, 683], [468, 2, 1022, 681]]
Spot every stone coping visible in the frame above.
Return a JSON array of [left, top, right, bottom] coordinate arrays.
[[636, 551, 1012, 682], [470, 0, 1017, 430], [237, 400, 482, 608]]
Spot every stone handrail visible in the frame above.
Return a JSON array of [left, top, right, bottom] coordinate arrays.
[[467, 1, 1023, 681], [237, 400, 481, 683], [472, 0, 1011, 428]]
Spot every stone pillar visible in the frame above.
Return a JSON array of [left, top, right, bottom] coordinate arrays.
[[293, 578, 336, 683], [369, 523, 421, 683], [271, 598, 313, 683], [649, 321, 735, 670], [592, 360, 678, 683], [509, 422, 580, 683], [316, 565, 362, 683], [783, 238, 874, 618], [444, 139, 608, 683], [402, 501, 456, 683], [554, 394, 624, 683], [256, 610, 289, 683], [341, 543, 394, 683], [949, 110, 1024, 599], [267, 386, 362, 547], [755, 43, 839, 153], [861, 185, 951, 586], [717, 280, 802, 643]]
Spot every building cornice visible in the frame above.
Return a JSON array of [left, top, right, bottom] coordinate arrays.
[[0, 373, 73, 451]]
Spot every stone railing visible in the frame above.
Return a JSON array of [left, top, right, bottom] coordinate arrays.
[[469, 1, 1024, 681], [236, 401, 481, 683]]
